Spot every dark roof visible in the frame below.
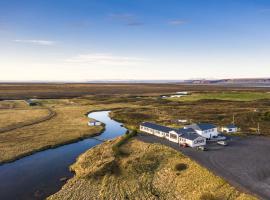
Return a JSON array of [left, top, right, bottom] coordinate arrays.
[[176, 128, 202, 140], [225, 124, 237, 128], [140, 122, 176, 133], [187, 123, 216, 131]]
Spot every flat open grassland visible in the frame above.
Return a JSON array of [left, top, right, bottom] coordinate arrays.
[[1, 88, 270, 163], [0, 104, 50, 130], [110, 96, 270, 135], [0, 98, 142, 163], [0, 83, 269, 99], [0, 85, 268, 199], [48, 138, 256, 200], [169, 91, 270, 101]]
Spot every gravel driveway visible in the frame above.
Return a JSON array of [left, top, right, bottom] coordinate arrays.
[[137, 133, 270, 199]]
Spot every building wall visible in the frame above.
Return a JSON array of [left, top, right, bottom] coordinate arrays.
[[191, 137, 206, 147], [140, 125, 165, 138], [221, 127, 237, 133], [168, 132, 178, 143], [141, 125, 206, 147], [179, 136, 206, 147], [195, 128, 218, 139]]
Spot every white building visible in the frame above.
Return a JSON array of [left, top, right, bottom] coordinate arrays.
[[169, 128, 206, 147], [170, 95, 184, 98], [185, 123, 219, 139], [176, 91, 189, 95], [140, 122, 175, 138], [221, 124, 238, 133], [140, 122, 206, 147], [88, 120, 102, 126]]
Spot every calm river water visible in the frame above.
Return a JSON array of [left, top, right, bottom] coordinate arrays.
[[0, 111, 126, 200]]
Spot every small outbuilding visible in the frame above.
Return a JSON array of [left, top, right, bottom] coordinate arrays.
[[221, 124, 238, 133], [25, 99, 38, 106], [88, 120, 102, 126]]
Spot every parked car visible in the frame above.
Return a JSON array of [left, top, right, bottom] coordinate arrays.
[[180, 143, 188, 148], [217, 141, 228, 146], [197, 146, 207, 151]]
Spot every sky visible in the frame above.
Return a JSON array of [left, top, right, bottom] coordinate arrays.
[[0, 0, 270, 82]]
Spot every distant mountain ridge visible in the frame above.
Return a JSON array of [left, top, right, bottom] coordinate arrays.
[[186, 78, 270, 85]]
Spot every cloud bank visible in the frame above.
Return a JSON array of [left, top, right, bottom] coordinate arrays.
[[66, 53, 145, 66], [13, 39, 56, 46]]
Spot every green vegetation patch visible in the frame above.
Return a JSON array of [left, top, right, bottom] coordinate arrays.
[[112, 130, 137, 157], [174, 163, 188, 171], [261, 111, 270, 121], [169, 92, 270, 102]]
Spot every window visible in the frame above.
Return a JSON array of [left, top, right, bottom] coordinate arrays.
[[170, 134, 177, 139], [194, 139, 205, 144]]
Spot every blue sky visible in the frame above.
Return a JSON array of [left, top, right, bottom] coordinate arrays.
[[0, 0, 270, 81]]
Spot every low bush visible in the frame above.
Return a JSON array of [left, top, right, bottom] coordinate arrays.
[[261, 112, 270, 121], [112, 130, 137, 157], [200, 193, 219, 200], [132, 154, 160, 173], [174, 163, 188, 171], [88, 160, 121, 179]]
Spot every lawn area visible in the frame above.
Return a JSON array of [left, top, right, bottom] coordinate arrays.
[[169, 92, 270, 101], [48, 138, 256, 200]]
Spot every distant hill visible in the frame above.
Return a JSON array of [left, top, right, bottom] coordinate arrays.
[[186, 78, 270, 86]]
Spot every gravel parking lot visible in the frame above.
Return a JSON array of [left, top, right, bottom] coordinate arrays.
[[138, 133, 270, 199]]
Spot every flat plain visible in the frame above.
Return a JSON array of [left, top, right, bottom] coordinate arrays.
[[1, 83, 270, 199]]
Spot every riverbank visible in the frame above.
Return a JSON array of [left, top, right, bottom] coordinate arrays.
[[0, 97, 142, 164], [48, 137, 256, 200], [0, 110, 127, 200], [0, 99, 106, 164]]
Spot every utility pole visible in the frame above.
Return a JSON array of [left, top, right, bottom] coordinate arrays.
[[232, 114, 235, 125], [257, 123, 260, 134]]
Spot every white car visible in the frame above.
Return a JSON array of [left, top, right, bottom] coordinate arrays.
[[217, 141, 228, 146]]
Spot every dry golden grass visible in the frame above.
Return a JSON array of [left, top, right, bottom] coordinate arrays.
[[0, 99, 140, 163], [1, 83, 269, 100], [169, 92, 270, 101], [0, 108, 50, 129], [0, 100, 27, 109], [48, 139, 256, 200]]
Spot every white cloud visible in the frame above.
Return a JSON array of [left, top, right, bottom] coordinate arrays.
[[168, 20, 187, 25], [66, 53, 145, 66], [13, 39, 56, 46]]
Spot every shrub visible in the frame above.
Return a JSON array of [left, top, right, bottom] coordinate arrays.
[[261, 112, 270, 121], [112, 130, 137, 157], [200, 193, 219, 200], [89, 160, 121, 179], [174, 163, 188, 171], [132, 154, 160, 173]]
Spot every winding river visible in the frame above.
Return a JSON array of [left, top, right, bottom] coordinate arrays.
[[0, 111, 127, 200]]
